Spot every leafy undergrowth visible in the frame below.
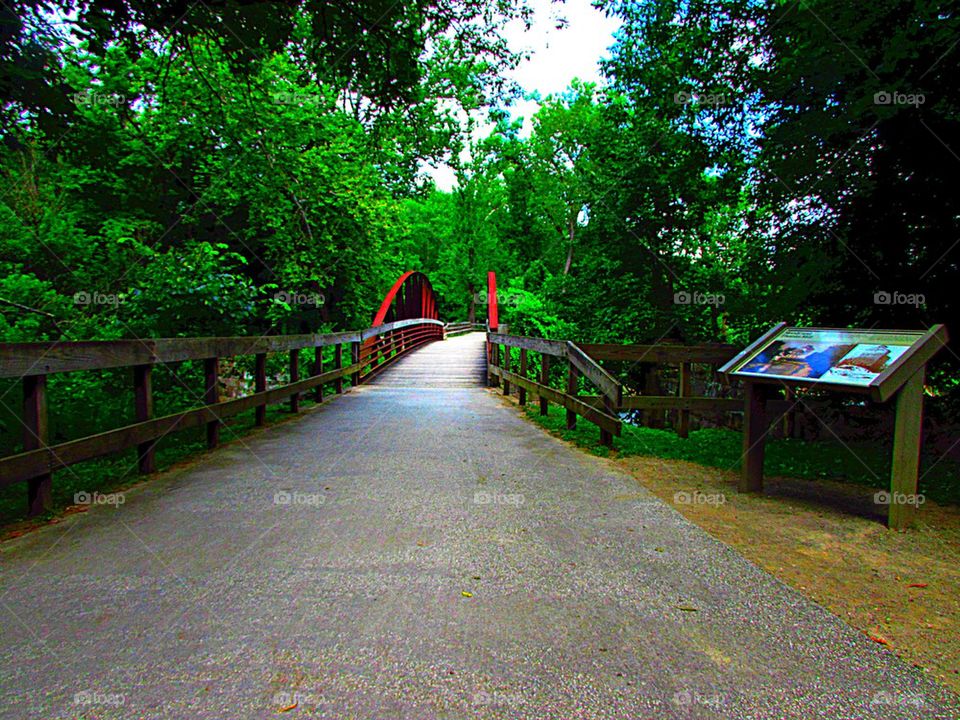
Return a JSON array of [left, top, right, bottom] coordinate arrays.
[[0, 396, 331, 529], [524, 404, 960, 506]]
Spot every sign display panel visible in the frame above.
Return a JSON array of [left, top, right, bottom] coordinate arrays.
[[728, 327, 925, 387]]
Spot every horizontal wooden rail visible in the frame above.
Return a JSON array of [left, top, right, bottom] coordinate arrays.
[[0, 319, 443, 378], [489, 366, 621, 436], [0, 364, 359, 487], [577, 395, 743, 412], [490, 333, 568, 357], [577, 391, 846, 415], [578, 342, 738, 364]]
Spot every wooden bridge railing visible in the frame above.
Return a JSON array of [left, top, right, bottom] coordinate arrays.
[[0, 318, 443, 516], [443, 321, 482, 338], [359, 320, 444, 381], [487, 332, 743, 445], [487, 333, 624, 447]]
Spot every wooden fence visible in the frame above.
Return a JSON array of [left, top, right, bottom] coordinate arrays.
[[487, 332, 743, 443], [0, 318, 443, 515]]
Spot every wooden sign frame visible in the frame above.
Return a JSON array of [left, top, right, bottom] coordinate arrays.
[[719, 323, 949, 529]]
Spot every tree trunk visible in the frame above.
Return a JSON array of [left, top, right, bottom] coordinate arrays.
[[563, 215, 575, 275]]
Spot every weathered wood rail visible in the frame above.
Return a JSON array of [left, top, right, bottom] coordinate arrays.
[[1, 318, 443, 515], [487, 332, 743, 444], [486, 333, 625, 446]]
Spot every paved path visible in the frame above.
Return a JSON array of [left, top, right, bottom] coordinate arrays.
[[368, 331, 487, 388], [0, 332, 956, 719]]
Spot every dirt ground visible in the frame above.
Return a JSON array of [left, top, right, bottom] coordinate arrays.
[[615, 454, 960, 695]]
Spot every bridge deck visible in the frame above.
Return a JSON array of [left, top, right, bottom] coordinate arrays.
[[367, 332, 487, 387], [0, 332, 955, 718]]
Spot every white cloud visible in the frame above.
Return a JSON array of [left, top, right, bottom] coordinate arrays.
[[503, 0, 620, 100], [423, 0, 620, 191]]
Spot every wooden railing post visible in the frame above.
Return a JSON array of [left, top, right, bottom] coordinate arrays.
[[485, 335, 491, 381], [518, 349, 527, 406], [643, 365, 664, 429], [289, 349, 300, 413], [134, 364, 156, 473], [254, 353, 267, 426], [334, 343, 344, 394], [566, 362, 578, 430], [539, 354, 550, 416], [204, 357, 219, 449], [678, 361, 691, 439], [600, 392, 616, 448], [351, 341, 361, 386], [313, 346, 324, 402], [23, 374, 51, 516], [502, 345, 511, 396]]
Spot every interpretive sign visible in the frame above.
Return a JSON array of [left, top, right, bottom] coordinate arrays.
[[723, 326, 926, 392], [720, 322, 949, 529]]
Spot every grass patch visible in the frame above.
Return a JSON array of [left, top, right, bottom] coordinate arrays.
[[524, 404, 960, 506]]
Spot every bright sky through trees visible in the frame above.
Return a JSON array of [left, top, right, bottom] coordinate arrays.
[[427, 0, 620, 190]]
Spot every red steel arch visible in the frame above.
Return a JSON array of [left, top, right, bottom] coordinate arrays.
[[371, 271, 440, 326], [486, 271, 499, 368], [486, 271, 498, 331]]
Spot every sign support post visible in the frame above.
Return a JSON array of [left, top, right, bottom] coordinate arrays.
[[740, 381, 768, 493], [889, 368, 925, 529]]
